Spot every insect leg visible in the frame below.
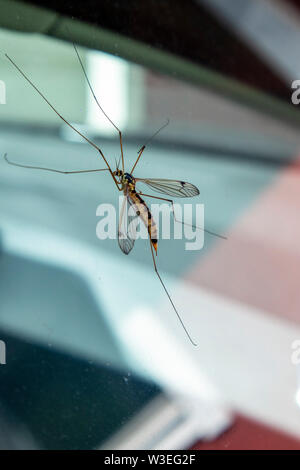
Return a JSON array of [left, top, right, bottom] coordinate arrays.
[[4, 154, 110, 175], [70, 43, 125, 173], [131, 146, 145, 175], [139, 193, 227, 240], [5, 54, 121, 190], [131, 120, 170, 175], [148, 236, 197, 346]]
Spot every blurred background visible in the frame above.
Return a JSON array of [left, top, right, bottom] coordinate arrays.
[[1, 0, 300, 450]]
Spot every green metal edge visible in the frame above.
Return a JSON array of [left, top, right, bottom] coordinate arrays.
[[1, 0, 300, 128]]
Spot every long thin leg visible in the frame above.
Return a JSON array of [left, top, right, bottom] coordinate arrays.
[[71, 43, 125, 173], [5, 54, 121, 190], [4, 154, 109, 175], [149, 237, 197, 346], [139, 193, 227, 240], [131, 120, 170, 175], [131, 146, 145, 175], [138, 119, 169, 153]]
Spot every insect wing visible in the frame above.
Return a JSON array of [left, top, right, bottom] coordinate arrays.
[[136, 178, 199, 198], [118, 193, 139, 255]]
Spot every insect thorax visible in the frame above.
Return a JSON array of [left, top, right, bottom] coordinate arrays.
[[123, 172, 134, 183], [121, 172, 135, 188]]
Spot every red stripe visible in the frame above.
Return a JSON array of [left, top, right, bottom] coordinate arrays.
[[186, 158, 300, 324], [192, 414, 300, 450]]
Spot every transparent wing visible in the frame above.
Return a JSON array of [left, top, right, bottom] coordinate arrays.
[[118, 193, 139, 255], [136, 178, 199, 198]]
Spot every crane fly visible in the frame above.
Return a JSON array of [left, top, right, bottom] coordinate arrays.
[[4, 45, 226, 346]]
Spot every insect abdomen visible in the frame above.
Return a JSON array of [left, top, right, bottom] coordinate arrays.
[[129, 191, 158, 254]]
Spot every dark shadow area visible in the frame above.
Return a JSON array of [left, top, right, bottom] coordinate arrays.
[[27, 0, 290, 100], [0, 329, 160, 449]]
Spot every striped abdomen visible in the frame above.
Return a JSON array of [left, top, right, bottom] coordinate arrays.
[[128, 190, 158, 254]]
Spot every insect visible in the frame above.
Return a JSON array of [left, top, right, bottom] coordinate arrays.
[[4, 44, 226, 346]]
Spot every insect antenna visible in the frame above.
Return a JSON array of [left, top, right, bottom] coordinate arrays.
[[117, 155, 122, 170]]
